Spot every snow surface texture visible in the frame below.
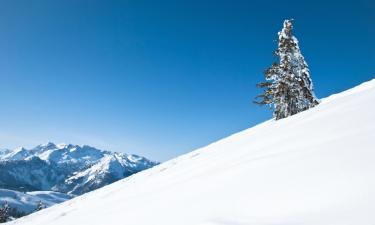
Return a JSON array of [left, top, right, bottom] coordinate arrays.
[[0, 189, 72, 215], [0, 143, 157, 195], [8, 79, 375, 225]]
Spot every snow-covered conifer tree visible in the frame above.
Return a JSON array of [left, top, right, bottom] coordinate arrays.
[[255, 19, 319, 119], [0, 202, 10, 223], [35, 201, 45, 212]]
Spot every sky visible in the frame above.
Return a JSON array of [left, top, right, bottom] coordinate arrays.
[[0, 0, 374, 161]]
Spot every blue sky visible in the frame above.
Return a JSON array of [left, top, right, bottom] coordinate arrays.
[[0, 0, 374, 161]]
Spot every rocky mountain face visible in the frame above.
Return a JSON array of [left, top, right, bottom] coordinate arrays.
[[0, 143, 158, 195]]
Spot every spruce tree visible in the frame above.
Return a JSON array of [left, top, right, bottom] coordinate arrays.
[[0, 202, 10, 223], [35, 201, 45, 212], [255, 19, 319, 120]]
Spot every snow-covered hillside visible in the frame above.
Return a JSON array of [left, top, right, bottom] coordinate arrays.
[[0, 189, 72, 215], [0, 143, 157, 195], [8, 79, 375, 225]]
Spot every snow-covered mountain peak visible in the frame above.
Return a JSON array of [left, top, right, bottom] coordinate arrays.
[[38, 142, 57, 149], [56, 143, 69, 149], [0, 143, 158, 195], [13, 146, 27, 151], [0, 146, 30, 161]]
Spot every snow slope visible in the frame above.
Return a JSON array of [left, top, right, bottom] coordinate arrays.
[[0, 189, 72, 215], [8, 79, 375, 225]]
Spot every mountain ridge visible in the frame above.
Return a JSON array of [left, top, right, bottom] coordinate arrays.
[[0, 143, 158, 195]]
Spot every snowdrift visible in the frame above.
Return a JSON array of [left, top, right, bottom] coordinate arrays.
[[8, 79, 375, 225]]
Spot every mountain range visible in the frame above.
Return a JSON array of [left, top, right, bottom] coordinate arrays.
[[0, 143, 158, 195]]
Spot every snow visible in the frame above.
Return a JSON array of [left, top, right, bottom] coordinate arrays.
[[26, 192, 73, 204], [0, 189, 72, 215], [7, 79, 375, 225], [1, 148, 30, 161]]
